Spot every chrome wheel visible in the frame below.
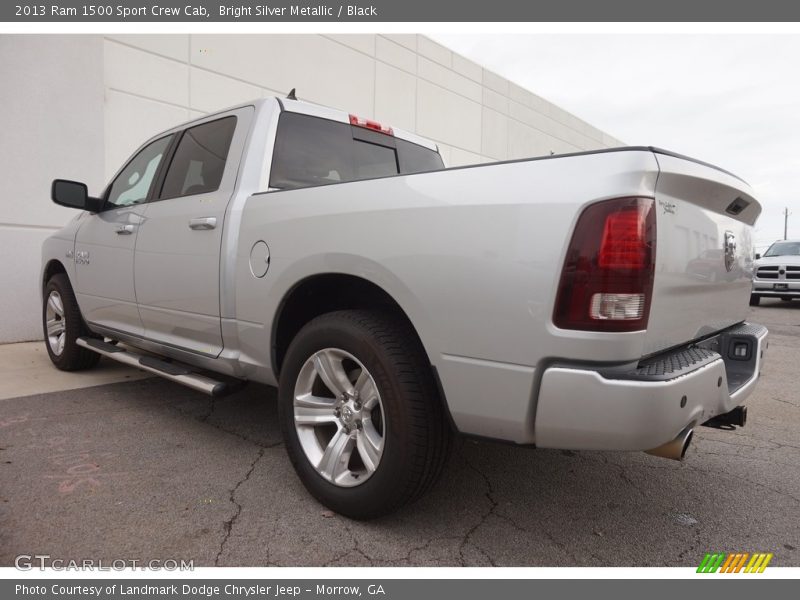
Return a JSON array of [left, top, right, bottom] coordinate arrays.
[[293, 348, 385, 487], [45, 290, 66, 356]]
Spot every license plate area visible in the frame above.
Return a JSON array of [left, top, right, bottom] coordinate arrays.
[[774, 283, 788, 290]]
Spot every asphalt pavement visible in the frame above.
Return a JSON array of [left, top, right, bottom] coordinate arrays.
[[1, 302, 799, 567]]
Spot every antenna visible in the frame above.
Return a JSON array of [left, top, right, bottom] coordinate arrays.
[[784, 206, 792, 240], [286, 88, 297, 100]]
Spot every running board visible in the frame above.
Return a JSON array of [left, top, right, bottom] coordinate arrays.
[[77, 337, 230, 396]]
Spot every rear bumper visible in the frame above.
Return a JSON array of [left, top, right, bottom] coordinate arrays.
[[533, 322, 768, 451]]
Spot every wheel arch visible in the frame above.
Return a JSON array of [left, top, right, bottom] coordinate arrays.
[[271, 273, 434, 380], [42, 259, 68, 292]]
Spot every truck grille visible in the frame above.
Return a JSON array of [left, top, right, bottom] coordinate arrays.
[[756, 266, 780, 279], [786, 266, 800, 280]]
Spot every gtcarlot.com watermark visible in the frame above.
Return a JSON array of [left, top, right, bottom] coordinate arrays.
[[15, 554, 194, 571]]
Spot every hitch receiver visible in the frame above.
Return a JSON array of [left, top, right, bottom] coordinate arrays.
[[702, 406, 747, 430]]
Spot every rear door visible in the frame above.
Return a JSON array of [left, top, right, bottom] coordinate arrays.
[[133, 107, 253, 356], [645, 152, 761, 356]]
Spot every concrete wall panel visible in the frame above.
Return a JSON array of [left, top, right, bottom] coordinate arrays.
[[0, 33, 622, 343]]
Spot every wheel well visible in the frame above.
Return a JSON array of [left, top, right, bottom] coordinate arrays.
[[42, 260, 67, 290], [272, 274, 426, 377]]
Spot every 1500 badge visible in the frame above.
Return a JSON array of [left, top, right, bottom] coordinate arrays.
[[659, 199, 677, 215], [73, 250, 90, 265]]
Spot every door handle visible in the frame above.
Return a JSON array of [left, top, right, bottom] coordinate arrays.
[[189, 217, 217, 230], [115, 225, 135, 235]]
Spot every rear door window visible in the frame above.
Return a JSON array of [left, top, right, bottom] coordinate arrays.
[[269, 112, 443, 190], [159, 116, 237, 200]]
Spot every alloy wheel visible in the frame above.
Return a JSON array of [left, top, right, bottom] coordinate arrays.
[[293, 348, 385, 487], [45, 290, 66, 356]]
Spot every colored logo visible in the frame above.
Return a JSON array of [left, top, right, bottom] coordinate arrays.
[[697, 552, 773, 573]]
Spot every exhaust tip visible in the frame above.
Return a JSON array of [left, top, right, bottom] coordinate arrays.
[[680, 429, 693, 460], [645, 427, 694, 461]]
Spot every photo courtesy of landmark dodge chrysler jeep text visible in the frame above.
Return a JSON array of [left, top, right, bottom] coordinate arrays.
[[41, 96, 768, 518]]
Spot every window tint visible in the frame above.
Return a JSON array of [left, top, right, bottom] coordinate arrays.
[[270, 113, 370, 189], [353, 140, 398, 179], [106, 135, 172, 208], [269, 112, 443, 190], [160, 116, 237, 199], [397, 138, 444, 174]]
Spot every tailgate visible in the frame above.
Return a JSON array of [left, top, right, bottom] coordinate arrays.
[[645, 151, 761, 356]]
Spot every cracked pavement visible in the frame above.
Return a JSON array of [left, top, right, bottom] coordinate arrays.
[[1, 302, 799, 566]]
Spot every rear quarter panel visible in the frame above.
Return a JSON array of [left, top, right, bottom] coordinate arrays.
[[233, 150, 666, 442], [233, 150, 660, 375]]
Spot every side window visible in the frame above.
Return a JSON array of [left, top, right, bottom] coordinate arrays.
[[160, 116, 237, 200], [106, 135, 172, 208]]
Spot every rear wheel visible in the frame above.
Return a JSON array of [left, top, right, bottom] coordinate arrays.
[[749, 294, 760, 306], [278, 310, 450, 519], [781, 297, 793, 302], [42, 274, 100, 371]]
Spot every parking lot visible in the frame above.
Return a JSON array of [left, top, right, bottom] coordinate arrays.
[[1, 301, 799, 567]]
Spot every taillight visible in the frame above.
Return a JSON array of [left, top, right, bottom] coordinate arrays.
[[553, 197, 656, 332], [349, 114, 393, 136]]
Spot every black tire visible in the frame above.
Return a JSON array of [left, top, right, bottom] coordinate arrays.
[[42, 273, 100, 371], [278, 310, 451, 519], [781, 297, 793, 302], [749, 294, 760, 306]]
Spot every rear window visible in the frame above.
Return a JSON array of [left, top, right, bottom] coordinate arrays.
[[269, 112, 443, 190]]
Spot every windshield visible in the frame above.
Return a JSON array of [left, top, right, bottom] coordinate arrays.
[[764, 241, 800, 257]]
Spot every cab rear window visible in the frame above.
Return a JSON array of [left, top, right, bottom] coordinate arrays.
[[269, 112, 443, 190]]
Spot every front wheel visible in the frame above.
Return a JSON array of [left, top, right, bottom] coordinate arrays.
[[278, 310, 450, 519], [42, 274, 100, 371], [749, 294, 761, 306]]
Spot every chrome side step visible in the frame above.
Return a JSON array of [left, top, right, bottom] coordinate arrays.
[[77, 337, 230, 396]]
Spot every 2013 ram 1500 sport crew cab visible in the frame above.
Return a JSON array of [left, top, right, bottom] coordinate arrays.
[[42, 97, 768, 518]]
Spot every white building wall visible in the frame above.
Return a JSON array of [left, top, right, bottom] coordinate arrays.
[[0, 36, 105, 343], [0, 34, 623, 343]]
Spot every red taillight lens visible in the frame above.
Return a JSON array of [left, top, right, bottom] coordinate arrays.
[[599, 208, 649, 269], [553, 197, 656, 332]]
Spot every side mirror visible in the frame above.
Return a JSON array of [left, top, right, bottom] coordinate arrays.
[[51, 179, 103, 212], [755, 253, 761, 260]]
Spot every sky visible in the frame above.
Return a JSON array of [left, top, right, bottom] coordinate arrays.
[[432, 34, 799, 251]]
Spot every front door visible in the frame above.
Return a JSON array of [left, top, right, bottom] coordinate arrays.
[[73, 135, 173, 337], [134, 109, 251, 356]]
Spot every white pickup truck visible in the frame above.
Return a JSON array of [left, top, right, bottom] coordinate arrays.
[[42, 97, 767, 518]]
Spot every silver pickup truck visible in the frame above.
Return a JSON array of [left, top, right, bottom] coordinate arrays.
[[42, 97, 768, 518]]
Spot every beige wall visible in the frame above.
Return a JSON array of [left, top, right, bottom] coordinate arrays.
[[0, 34, 623, 343]]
